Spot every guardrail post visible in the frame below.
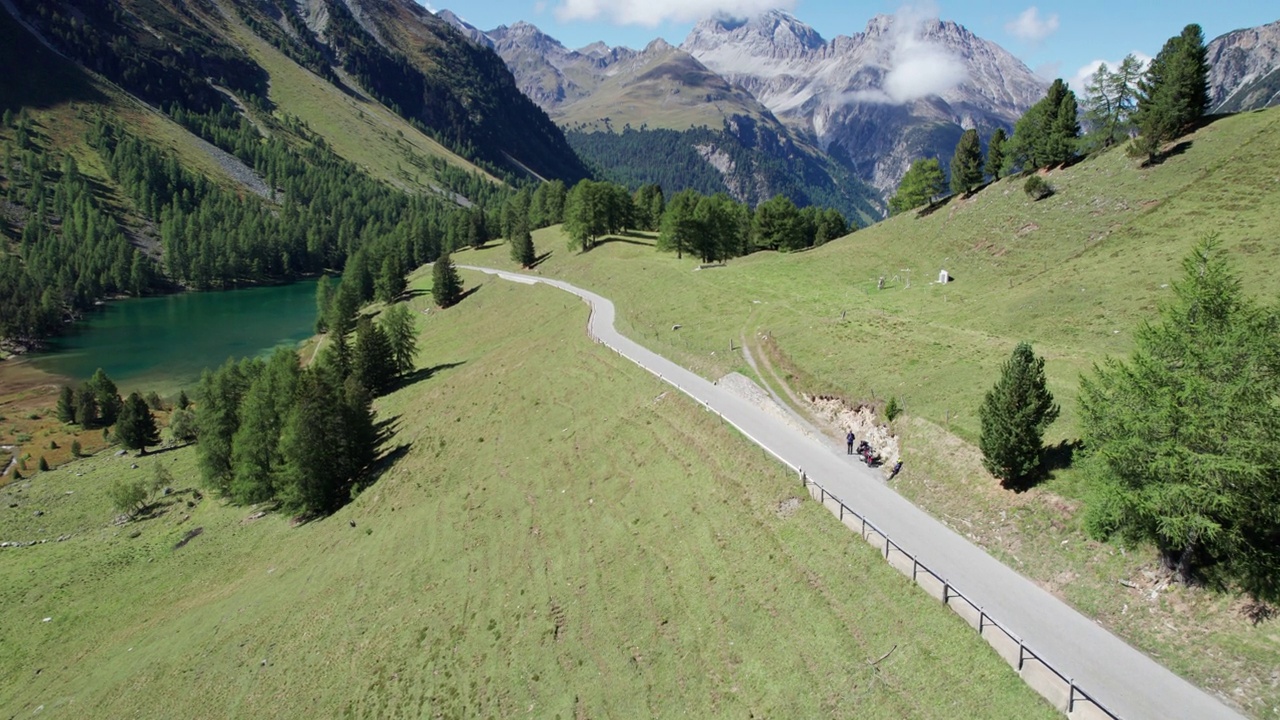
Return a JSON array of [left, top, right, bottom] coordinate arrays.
[[839, 503, 843, 521], [884, 535, 890, 559], [911, 556, 918, 583], [1068, 679, 1077, 712], [942, 580, 950, 605], [1017, 641, 1026, 671], [978, 608, 986, 634]]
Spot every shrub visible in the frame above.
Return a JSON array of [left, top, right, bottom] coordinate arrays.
[[1023, 175, 1053, 200], [38, 456, 49, 471], [885, 396, 903, 422], [71, 439, 82, 457]]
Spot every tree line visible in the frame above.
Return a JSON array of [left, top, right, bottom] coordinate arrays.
[[889, 24, 1211, 214], [493, 178, 853, 262]]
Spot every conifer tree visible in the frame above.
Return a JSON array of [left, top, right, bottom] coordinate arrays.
[[196, 358, 259, 493], [230, 348, 300, 503], [380, 303, 419, 377], [985, 128, 1006, 179], [57, 385, 76, 424], [315, 274, 334, 333], [169, 407, 197, 444], [1080, 238, 1280, 598], [176, 389, 190, 410], [950, 129, 985, 195], [116, 391, 161, 455], [75, 382, 98, 428], [888, 159, 946, 215], [89, 368, 122, 426], [431, 251, 463, 308], [353, 315, 395, 396], [1132, 25, 1210, 163], [752, 194, 805, 250], [978, 342, 1059, 487], [510, 224, 536, 268]]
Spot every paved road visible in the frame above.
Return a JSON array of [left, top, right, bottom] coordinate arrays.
[[463, 265, 1245, 720]]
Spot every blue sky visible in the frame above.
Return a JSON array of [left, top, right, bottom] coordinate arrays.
[[426, 1, 1277, 91]]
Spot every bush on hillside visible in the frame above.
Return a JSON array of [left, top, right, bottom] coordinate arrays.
[[1023, 175, 1053, 200]]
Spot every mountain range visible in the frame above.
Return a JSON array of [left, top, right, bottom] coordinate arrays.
[[1208, 19, 1280, 112]]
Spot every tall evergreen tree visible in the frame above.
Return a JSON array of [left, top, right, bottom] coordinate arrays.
[[89, 368, 122, 426], [57, 385, 76, 424], [380, 302, 419, 378], [1004, 79, 1080, 171], [950, 129, 985, 195], [978, 342, 1060, 487], [196, 358, 259, 493], [1132, 25, 1210, 163], [753, 194, 805, 250], [1080, 238, 1280, 599], [657, 189, 700, 259], [352, 315, 395, 396], [984, 128, 1007, 179], [315, 274, 334, 333], [510, 223, 536, 268], [888, 158, 946, 215], [230, 348, 300, 503], [116, 392, 161, 455], [75, 381, 98, 428], [277, 368, 348, 514], [431, 251, 463, 308]]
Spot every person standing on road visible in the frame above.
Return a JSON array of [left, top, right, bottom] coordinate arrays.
[[846, 431, 855, 454]]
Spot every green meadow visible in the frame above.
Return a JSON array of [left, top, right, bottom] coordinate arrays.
[[0, 271, 1055, 718], [460, 107, 1280, 718]]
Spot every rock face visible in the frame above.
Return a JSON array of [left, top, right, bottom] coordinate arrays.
[[1208, 20, 1280, 113], [681, 11, 1047, 194]]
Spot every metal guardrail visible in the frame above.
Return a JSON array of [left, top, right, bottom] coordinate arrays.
[[799, 472, 1121, 719]]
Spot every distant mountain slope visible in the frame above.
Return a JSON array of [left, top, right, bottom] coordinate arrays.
[[681, 11, 1046, 194], [1208, 19, 1280, 112], [439, 10, 881, 222]]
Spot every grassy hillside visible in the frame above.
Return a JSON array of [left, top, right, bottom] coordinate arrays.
[[459, 106, 1280, 718], [0, 270, 1055, 718]]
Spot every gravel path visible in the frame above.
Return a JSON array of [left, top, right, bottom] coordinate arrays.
[[462, 264, 1245, 720]]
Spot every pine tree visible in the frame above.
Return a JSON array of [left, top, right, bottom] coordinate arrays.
[[116, 392, 161, 455], [315, 274, 334, 333], [510, 224, 536, 268], [1004, 79, 1080, 171], [352, 315, 395, 396], [195, 358, 258, 493], [176, 389, 190, 410], [89, 368, 122, 426], [978, 342, 1059, 487], [658, 189, 699, 258], [985, 128, 1006, 179], [950, 129, 985, 195], [57, 385, 76, 424], [431, 251, 463, 308], [1132, 25, 1210, 164], [75, 381, 98, 428], [1080, 238, 1280, 599], [380, 303, 419, 377], [888, 159, 946, 215], [752, 194, 805, 250]]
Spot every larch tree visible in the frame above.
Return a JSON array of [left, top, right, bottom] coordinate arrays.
[[1079, 238, 1280, 599], [380, 302, 419, 378], [888, 158, 946, 215], [230, 347, 300, 503], [978, 342, 1060, 488]]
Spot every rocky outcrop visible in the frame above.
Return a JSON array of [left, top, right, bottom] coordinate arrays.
[[1208, 20, 1280, 113]]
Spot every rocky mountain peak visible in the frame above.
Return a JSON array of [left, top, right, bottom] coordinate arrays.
[[684, 9, 824, 57], [1207, 19, 1280, 112]]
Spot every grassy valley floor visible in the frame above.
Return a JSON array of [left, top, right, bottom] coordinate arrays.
[[0, 271, 1056, 718]]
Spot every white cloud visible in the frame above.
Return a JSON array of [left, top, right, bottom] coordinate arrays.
[[553, 0, 795, 26], [845, 4, 969, 105], [1067, 53, 1151, 95], [1005, 7, 1059, 43]]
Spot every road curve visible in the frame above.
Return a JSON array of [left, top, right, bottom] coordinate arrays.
[[462, 264, 1244, 720]]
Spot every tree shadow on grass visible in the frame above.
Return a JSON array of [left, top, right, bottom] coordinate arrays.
[[399, 288, 429, 301], [1003, 439, 1083, 493], [527, 250, 553, 269], [593, 235, 655, 249], [915, 194, 956, 218], [388, 360, 466, 392], [456, 283, 482, 304], [1144, 141, 1193, 167]]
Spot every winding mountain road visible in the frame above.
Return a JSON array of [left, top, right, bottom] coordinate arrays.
[[463, 265, 1244, 720]]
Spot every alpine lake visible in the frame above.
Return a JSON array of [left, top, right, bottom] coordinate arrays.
[[18, 278, 323, 396]]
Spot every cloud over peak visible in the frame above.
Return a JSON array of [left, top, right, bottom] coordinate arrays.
[[553, 0, 795, 26], [1005, 6, 1059, 43], [847, 4, 969, 105]]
